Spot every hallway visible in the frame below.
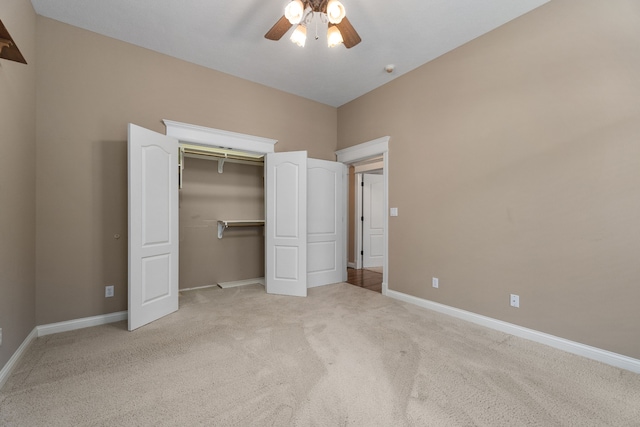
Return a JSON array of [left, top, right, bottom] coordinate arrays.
[[345, 268, 382, 293]]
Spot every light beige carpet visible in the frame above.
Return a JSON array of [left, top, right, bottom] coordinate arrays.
[[1, 283, 639, 426]]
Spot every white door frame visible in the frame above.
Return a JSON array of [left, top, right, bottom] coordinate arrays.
[[336, 137, 390, 295], [163, 120, 345, 294], [362, 173, 384, 268], [355, 173, 363, 270], [353, 159, 384, 269]]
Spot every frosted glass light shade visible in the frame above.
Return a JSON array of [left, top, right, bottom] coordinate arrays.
[[327, 25, 343, 47], [285, 0, 305, 25], [326, 0, 346, 24], [290, 25, 307, 47]]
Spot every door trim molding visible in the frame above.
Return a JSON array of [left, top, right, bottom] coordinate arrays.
[[336, 136, 390, 295], [336, 137, 389, 163], [163, 120, 277, 153], [361, 173, 384, 269], [355, 173, 363, 270]]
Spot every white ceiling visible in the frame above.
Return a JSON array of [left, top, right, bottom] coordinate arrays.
[[30, 0, 550, 107]]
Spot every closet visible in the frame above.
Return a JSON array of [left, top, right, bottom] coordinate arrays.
[[179, 150, 265, 292], [127, 121, 346, 331]]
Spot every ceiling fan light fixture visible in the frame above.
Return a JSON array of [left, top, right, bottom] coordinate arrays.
[[284, 0, 305, 25], [264, 0, 360, 49], [290, 24, 307, 47], [327, 25, 343, 47], [326, 0, 346, 24]]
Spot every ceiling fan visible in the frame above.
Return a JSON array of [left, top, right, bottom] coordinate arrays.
[[265, 0, 362, 49]]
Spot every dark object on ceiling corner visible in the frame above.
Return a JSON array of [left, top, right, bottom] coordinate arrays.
[[0, 19, 28, 64]]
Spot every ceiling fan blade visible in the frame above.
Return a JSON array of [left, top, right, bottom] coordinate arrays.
[[335, 16, 361, 48], [265, 15, 293, 41]]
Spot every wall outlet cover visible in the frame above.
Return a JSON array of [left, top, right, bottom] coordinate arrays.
[[432, 277, 439, 288], [105, 285, 115, 298], [510, 294, 520, 308]]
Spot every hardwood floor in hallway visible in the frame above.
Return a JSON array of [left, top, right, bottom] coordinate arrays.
[[346, 268, 382, 293]]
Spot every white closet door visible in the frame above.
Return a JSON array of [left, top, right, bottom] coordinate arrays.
[[363, 173, 384, 268], [265, 151, 307, 297], [128, 124, 179, 330], [307, 159, 346, 287]]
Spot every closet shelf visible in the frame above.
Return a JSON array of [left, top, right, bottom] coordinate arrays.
[[217, 220, 265, 239]]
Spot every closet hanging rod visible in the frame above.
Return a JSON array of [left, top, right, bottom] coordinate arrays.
[[178, 143, 264, 184], [179, 143, 264, 164], [182, 149, 264, 164]]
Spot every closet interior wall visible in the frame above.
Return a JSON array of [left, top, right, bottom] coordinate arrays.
[[179, 158, 264, 289]]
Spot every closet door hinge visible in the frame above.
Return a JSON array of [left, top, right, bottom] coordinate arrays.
[[361, 181, 364, 187], [361, 250, 364, 256], [361, 216, 364, 222]]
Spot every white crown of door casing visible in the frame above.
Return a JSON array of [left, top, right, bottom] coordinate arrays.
[[163, 120, 277, 153]]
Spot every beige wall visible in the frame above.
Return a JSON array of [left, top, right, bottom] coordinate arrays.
[[180, 160, 264, 289], [338, 0, 640, 359], [35, 17, 337, 325], [0, 0, 37, 369]]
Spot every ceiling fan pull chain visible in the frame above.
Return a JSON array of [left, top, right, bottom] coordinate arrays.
[[315, 18, 319, 40]]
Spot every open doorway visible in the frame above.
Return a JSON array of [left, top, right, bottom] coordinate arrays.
[[336, 137, 389, 295], [357, 163, 384, 270]]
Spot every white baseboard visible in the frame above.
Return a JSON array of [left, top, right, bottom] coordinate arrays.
[[0, 327, 37, 390], [386, 289, 640, 374], [36, 311, 128, 337], [1, 311, 128, 391], [217, 277, 265, 289], [347, 262, 357, 269]]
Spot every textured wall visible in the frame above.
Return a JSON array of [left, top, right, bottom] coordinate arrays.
[[35, 17, 337, 325], [338, 0, 640, 358], [0, 0, 36, 370]]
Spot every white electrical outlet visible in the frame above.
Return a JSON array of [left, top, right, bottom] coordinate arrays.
[[432, 277, 439, 288], [105, 285, 114, 298], [510, 294, 520, 308], [0, 328, 3, 346]]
